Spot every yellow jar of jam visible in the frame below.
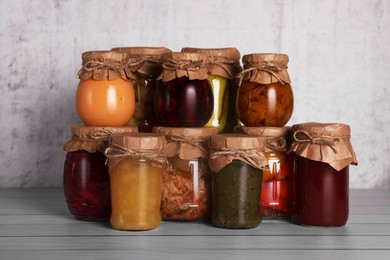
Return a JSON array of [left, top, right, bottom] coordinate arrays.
[[76, 51, 135, 127], [236, 53, 293, 127], [112, 47, 172, 132], [181, 48, 242, 133], [105, 133, 166, 231], [154, 127, 218, 220]]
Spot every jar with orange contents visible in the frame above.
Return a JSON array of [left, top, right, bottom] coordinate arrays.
[[236, 126, 293, 219], [76, 51, 135, 126], [236, 53, 293, 127]]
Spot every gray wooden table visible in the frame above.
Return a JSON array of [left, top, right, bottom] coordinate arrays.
[[0, 188, 389, 259]]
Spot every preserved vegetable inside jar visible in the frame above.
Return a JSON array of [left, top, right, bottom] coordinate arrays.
[[212, 160, 262, 229], [76, 51, 135, 126], [236, 53, 293, 127], [63, 151, 110, 221]]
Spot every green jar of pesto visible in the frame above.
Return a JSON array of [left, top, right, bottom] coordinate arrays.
[[209, 134, 267, 229]]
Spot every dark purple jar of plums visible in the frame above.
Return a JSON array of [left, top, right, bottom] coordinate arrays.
[[155, 52, 213, 127]]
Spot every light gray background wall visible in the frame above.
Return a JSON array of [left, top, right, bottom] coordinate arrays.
[[0, 0, 388, 188]]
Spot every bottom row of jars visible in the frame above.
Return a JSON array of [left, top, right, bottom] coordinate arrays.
[[63, 123, 357, 230]]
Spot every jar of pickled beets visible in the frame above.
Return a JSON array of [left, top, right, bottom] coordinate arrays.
[[289, 123, 358, 227], [209, 134, 267, 229], [76, 51, 135, 126], [154, 126, 218, 220], [155, 52, 213, 127], [112, 47, 172, 132], [236, 53, 293, 127], [105, 133, 167, 231], [181, 47, 242, 133], [236, 126, 294, 219], [63, 125, 138, 221]]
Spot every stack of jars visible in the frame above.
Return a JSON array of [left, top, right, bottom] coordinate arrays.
[[63, 48, 358, 231]]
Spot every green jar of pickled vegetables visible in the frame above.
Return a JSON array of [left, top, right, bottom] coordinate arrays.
[[181, 48, 242, 133], [208, 134, 267, 229]]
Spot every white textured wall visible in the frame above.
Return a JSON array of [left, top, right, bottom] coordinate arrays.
[[0, 0, 389, 188]]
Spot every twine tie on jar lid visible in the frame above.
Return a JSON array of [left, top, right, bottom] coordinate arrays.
[[162, 60, 204, 72], [104, 143, 167, 165], [71, 129, 115, 142], [81, 60, 124, 76], [266, 137, 287, 152], [210, 148, 264, 169], [127, 56, 162, 68], [236, 62, 288, 86], [293, 130, 343, 154], [169, 134, 209, 154]]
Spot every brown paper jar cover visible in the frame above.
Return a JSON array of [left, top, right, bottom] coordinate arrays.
[[63, 125, 138, 153], [104, 133, 166, 172], [237, 53, 291, 85], [77, 51, 129, 81], [154, 127, 218, 160], [181, 47, 242, 79], [112, 47, 172, 81], [208, 134, 267, 173], [235, 126, 292, 153], [158, 52, 209, 82], [289, 122, 358, 171]]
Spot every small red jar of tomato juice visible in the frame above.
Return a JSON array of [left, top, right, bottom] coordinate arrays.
[[155, 52, 214, 127], [236, 126, 293, 219], [289, 123, 358, 227]]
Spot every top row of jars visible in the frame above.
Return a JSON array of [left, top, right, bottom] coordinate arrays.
[[75, 47, 294, 132]]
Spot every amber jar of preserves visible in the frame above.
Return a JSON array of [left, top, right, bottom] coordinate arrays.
[[209, 134, 267, 229], [105, 133, 166, 231], [63, 125, 138, 221], [236, 126, 293, 219], [289, 123, 358, 227], [236, 53, 293, 127], [154, 127, 218, 220], [181, 48, 242, 133], [76, 51, 135, 126], [112, 47, 172, 132], [155, 52, 214, 127]]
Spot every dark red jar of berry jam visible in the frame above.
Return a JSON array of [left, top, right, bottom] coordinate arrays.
[[62, 125, 138, 221], [289, 123, 358, 227], [155, 52, 213, 127]]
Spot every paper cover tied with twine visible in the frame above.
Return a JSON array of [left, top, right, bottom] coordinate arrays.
[[289, 123, 358, 171], [181, 47, 242, 80], [112, 47, 172, 81], [237, 53, 291, 86], [63, 125, 138, 153], [154, 127, 218, 160], [158, 52, 209, 82], [104, 133, 167, 172], [208, 134, 268, 173], [77, 51, 128, 81]]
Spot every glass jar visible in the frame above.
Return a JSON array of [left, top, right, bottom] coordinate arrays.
[[62, 125, 138, 221], [236, 53, 293, 127], [209, 134, 267, 229], [181, 48, 242, 133], [76, 51, 135, 126], [154, 127, 217, 220], [155, 52, 213, 127], [289, 123, 358, 227], [236, 126, 293, 219], [105, 133, 166, 231], [112, 47, 172, 132]]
